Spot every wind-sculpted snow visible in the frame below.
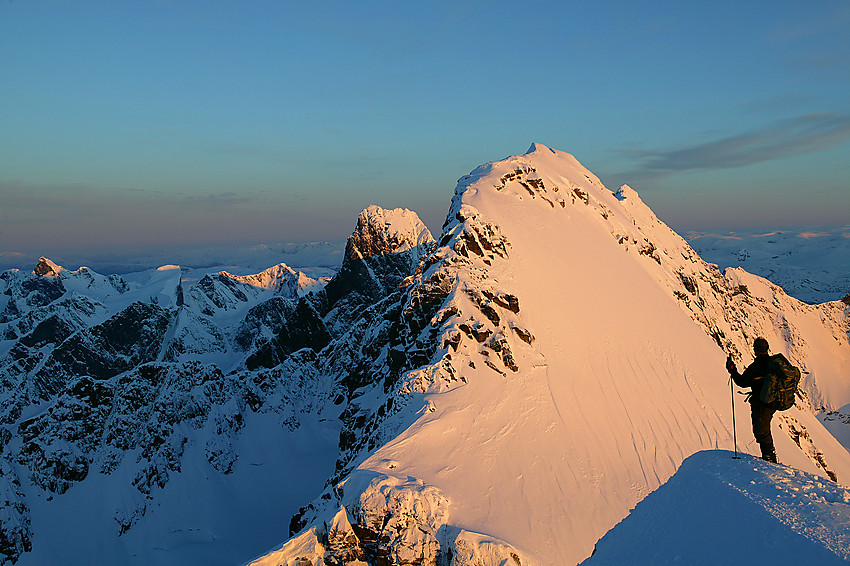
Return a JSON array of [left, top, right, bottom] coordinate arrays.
[[584, 451, 850, 565]]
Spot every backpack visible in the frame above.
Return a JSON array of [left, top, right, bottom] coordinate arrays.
[[759, 353, 801, 411]]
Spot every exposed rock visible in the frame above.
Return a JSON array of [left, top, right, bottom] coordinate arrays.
[[343, 205, 434, 264], [32, 257, 63, 278], [251, 474, 527, 566]]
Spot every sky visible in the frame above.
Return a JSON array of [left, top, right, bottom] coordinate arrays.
[[1, 0, 849, 261]]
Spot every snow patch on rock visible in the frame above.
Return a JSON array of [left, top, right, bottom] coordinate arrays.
[[344, 205, 434, 264]]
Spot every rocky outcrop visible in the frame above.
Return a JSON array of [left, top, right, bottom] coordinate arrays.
[[32, 257, 63, 278], [343, 205, 434, 264], [252, 474, 526, 566]]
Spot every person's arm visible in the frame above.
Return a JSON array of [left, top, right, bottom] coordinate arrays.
[[727, 356, 753, 389]]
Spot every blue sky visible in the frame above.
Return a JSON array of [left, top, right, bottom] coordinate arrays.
[[2, 0, 849, 257]]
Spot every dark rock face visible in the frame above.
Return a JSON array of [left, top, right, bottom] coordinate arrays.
[[245, 298, 331, 370], [34, 301, 174, 395], [318, 245, 433, 338], [19, 315, 75, 348], [192, 273, 251, 312], [0, 459, 31, 564], [32, 257, 62, 278], [235, 296, 296, 351], [1, 270, 66, 323], [343, 206, 433, 264]]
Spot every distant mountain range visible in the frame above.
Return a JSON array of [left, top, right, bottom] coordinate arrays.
[[687, 225, 850, 304], [1, 145, 848, 565]]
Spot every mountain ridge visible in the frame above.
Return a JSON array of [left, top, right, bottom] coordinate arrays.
[[250, 143, 850, 565], [1, 146, 848, 565]]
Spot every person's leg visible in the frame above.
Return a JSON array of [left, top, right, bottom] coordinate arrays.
[[751, 402, 777, 463]]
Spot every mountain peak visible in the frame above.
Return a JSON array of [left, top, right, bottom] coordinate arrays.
[[525, 142, 557, 155], [33, 256, 64, 278], [343, 205, 434, 264]]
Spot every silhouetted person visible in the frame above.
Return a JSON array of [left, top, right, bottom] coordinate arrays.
[[726, 337, 777, 463]]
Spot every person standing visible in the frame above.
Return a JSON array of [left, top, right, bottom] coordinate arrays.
[[726, 337, 778, 463]]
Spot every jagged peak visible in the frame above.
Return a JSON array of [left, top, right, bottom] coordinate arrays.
[[219, 262, 299, 289], [453, 144, 604, 207], [33, 257, 64, 278], [525, 142, 558, 155], [614, 184, 638, 202], [344, 205, 434, 264]]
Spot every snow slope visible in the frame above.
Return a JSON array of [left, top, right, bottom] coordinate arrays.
[[253, 143, 850, 566], [584, 451, 850, 565]]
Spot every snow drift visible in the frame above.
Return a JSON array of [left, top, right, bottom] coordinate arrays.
[[584, 451, 850, 565]]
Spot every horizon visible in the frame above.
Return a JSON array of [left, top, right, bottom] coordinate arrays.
[[2, 215, 849, 289], [2, 1, 849, 256]]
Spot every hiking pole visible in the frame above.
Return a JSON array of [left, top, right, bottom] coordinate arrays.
[[729, 374, 741, 460], [724, 354, 742, 459]]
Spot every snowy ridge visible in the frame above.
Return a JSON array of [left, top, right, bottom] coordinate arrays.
[[584, 451, 850, 565], [218, 262, 323, 297], [254, 143, 850, 565], [1, 150, 848, 565]]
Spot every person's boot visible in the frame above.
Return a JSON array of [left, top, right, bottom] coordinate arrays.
[[761, 450, 777, 464]]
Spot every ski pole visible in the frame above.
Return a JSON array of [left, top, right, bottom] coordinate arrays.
[[729, 373, 740, 459]]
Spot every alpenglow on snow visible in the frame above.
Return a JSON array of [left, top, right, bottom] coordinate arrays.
[[1, 145, 849, 566]]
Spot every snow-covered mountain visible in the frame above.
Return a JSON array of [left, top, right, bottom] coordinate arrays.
[[1, 148, 848, 566], [687, 226, 850, 304], [249, 144, 850, 566], [0, 241, 345, 280], [0, 207, 433, 565]]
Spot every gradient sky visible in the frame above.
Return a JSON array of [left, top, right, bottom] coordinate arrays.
[[2, 0, 849, 258]]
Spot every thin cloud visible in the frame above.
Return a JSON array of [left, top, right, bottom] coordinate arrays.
[[764, 3, 850, 43], [622, 112, 850, 181], [182, 191, 254, 206]]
